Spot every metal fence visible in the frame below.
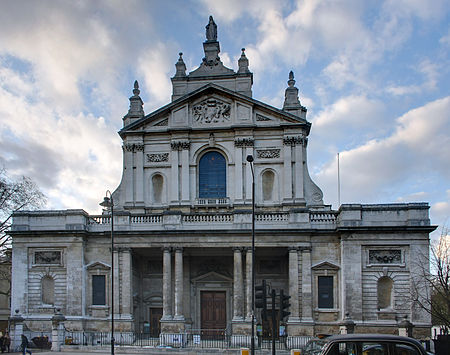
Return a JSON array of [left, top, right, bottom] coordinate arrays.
[[63, 330, 312, 350]]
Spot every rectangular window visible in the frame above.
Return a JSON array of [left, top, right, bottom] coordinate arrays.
[[92, 275, 106, 305], [318, 276, 333, 308]]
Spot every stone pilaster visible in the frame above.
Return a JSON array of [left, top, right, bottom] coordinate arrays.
[[235, 145, 243, 201], [283, 140, 293, 202], [233, 247, 244, 321], [294, 142, 304, 201], [301, 248, 313, 322], [135, 143, 144, 204], [170, 144, 179, 203], [162, 247, 172, 320], [245, 146, 253, 202], [245, 247, 253, 321], [120, 248, 133, 317], [174, 247, 184, 321], [288, 247, 300, 322], [181, 145, 190, 203], [124, 144, 134, 204]]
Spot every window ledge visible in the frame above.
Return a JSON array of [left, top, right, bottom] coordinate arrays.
[[314, 308, 339, 313]]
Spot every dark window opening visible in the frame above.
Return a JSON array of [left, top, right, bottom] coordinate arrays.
[[92, 275, 106, 305], [318, 276, 333, 308]]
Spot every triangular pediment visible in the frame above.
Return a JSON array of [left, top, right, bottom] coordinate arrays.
[[119, 84, 310, 136], [311, 261, 340, 271], [86, 261, 111, 271], [192, 271, 232, 283]]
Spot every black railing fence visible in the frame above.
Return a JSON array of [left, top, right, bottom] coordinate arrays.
[[63, 330, 312, 350]]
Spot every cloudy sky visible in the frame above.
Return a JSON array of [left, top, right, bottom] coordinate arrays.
[[0, 0, 448, 237]]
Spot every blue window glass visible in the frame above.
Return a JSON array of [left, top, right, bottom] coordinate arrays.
[[199, 152, 226, 198]]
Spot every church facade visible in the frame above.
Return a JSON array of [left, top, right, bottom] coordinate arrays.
[[10, 17, 433, 339]]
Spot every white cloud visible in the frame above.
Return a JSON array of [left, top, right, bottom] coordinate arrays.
[[0, 67, 122, 213], [314, 96, 450, 206], [137, 42, 176, 112]]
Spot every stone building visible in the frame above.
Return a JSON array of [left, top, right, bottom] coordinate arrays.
[[10, 17, 434, 339]]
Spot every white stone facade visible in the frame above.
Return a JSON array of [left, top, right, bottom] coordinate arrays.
[[10, 17, 434, 338]]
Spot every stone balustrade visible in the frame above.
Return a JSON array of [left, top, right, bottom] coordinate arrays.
[[11, 202, 430, 233]]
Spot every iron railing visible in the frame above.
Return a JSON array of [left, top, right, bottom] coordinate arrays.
[[62, 330, 312, 350]]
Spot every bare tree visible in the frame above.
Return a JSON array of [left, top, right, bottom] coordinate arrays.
[[0, 168, 46, 252], [412, 225, 450, 329]]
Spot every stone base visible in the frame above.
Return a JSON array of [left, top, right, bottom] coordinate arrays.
[[160, 319, 186, 333], [232, 319, 251, 335], [287, 322, 315, 336]]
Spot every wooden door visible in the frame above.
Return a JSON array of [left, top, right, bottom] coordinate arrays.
[[201, 291, 226, 338], [149, 307, 162, 337]]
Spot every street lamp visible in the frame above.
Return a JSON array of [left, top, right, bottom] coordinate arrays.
[[99, 190, 115, 355], [246, 155, 255, 355]]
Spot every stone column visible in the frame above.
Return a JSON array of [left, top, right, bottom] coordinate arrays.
[[135, 143, 144, 204], [181, 144, 190, 203], [174, 247, 184, 320], [162, 247, 172, 320], [233, 247, 244, 320], [288, 247, 300, 322], [283, 139, 293, 202], [301, 248, 313, 321], [170, 143, 179, 203], [245, 247, 253, 321]]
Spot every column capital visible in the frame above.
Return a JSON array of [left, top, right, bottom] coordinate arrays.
[[288, 246, 300, 252], [232, 246, 244, 252], [300, 246, 312, 252], [162, 246, 172, 253], [174, 247, 183, 253]]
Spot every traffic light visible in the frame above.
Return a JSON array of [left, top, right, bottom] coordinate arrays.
[[255, 280, 267, 320], [280, 289, 291, 321]]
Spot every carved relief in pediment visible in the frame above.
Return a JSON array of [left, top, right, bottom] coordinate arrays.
[[192, 98, 231, 125]]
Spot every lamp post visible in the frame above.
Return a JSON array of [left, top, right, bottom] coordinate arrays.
[[100, 191, 114, 355], [246, 155, 255, 355]]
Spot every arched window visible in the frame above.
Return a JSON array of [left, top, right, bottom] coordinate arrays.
[[41, 275, 55, 305], [377, 276, 393, 310], [152, 174, 164, 203], [199, 151, 226, 198], [262, 170, 275, 201]]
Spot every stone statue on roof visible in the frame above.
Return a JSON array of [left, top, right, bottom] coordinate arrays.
[[205, 16, 217, 41]]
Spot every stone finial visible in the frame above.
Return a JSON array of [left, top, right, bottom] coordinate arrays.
[[133, 80, 140, 96], [283, 70, 301, 112], [238, 48, 250, 74], [206, 15, 217, 42], [175, 52, 187, 77], [123, 80, 144, 126], [288, 71, 295, 87]]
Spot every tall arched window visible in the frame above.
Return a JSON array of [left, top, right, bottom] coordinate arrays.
[[152, 174, 164, 203], [377, 276, 393, 310], [41, 275, 55, 305], [199, 151, 226, 198], [262, 170, 275, 201]]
